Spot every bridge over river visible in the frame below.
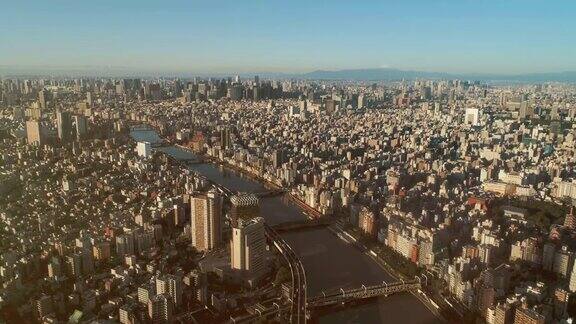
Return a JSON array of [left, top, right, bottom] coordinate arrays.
[[230, 279, 422, 323]]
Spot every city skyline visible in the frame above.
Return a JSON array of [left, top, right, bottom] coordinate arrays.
[[1, 1, 575, 75], [4, 1, 576, 323]]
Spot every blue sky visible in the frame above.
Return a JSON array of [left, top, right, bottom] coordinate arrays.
[[1, 0, 575, 74]]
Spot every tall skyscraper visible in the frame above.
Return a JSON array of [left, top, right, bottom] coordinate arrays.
[[56, 110, 72, 142], [231, 217, 266, 279], [190, 190, 222, 251], [26, 119, 43, 146], [272, 149, 285, 169], [220, 127, 231, 149], [230, 193, 259, 227], [86, 92, 93, 107], [38, 89, 50, 109], [74, 115, 88, 140], [569, 258, 576, 292], [357, 93, 365, 109]]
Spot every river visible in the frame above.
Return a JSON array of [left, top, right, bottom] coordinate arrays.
[[131, 129, 440, 324]]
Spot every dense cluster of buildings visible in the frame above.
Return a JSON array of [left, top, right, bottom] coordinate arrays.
[[0, 78, 280, 323], [2, 75, 576, 323]]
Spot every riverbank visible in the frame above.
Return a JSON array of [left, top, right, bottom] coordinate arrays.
[[174, 143, 448, 322], [175, 142, 324, 219], [327, 221, 448, 322], [132, 128, 442, 324]]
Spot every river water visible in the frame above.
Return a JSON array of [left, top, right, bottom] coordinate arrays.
[[132, 129, 440, 324]]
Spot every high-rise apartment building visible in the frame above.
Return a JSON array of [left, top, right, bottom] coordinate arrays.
[[513, 307, 545, 324], [191, 190, 222, 251], [148, 294, 173, 324], [36, 295, 53, 319], [26, 119, 43, 146], [137, 141, 151, 158], [569, 258, 576, 292], [231, 217, 266, 279], [56, 110, 72, 142], [358, 206, 376, 236], [74, 115, 88, 140], [156, 275, 183, 308], [38, 89, 50, 109], [494, 303, 513, 324]]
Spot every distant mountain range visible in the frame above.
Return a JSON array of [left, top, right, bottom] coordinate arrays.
[[301, 68, 576, 83], [2, 65, 576, 82]]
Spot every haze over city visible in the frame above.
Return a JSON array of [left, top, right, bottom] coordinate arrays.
[[1, 1, 576, 75], [3, 2, 576, 324]]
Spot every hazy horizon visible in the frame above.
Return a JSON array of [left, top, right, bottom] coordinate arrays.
[[1, 1, 575, 75]]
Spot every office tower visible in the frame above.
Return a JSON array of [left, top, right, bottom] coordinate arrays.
[[231, 217, 266, 278], [422, 86, 432, 100], [56, 110, 72, 142], [23, 80, 31, 94], [156, 275, 182, 308], [230, 193, 259, 227], [86, 92, 93, 107], [358, 94, 365, 109], [253, 86, 260, 101], [325, 98, 336, 114], [220, 127, 231, 149], [148, 84, 162, 100], [26, 119, 43, 146], [569, 258, 576, 292], [82, 248, 94, 275], [74, 115, 88, 140], [272, 149, 284, 168], [465, 108, 480, 126], [137, 141, 152, 158], [38, 89, 50, 109], [116, 80, 125, 95], [148, 294, 173, 324], [254, 75, 259, 85], [228, 85, 243, 101], [190, 190, 222, 251], [542, 242, 555, 271], [174, 79, 182, 97]]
